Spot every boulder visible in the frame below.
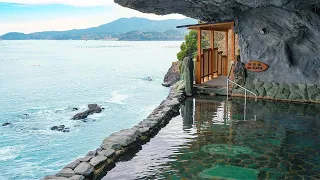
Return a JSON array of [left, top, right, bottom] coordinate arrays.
[[97, 149, 115, 157], [42, 176, 68, 180], [2, 122, 11, 126], [183, 57, 194, 96], [78, 156, 93, 162], [86, 150, 96, 157], [89, 155, 107, 167], [162, 61, 181, 87], [72, 104, 102, 120], [100, 128, 140, 150], [65, 159, 81, 169], [74, 162, 94, 176], [56, 168, 75, 178], [50, 125, 70, 132], [69, 175, 85, 180]]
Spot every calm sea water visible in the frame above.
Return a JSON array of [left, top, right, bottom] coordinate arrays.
[[0, 40, 181, 180]]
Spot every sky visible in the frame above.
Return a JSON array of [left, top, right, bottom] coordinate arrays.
[[0, 0, 185, 35]]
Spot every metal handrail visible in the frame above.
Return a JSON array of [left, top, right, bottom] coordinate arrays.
[[226, 61, 257, 102], [225, 62, 257, 121], [227, 79, 258, 102]]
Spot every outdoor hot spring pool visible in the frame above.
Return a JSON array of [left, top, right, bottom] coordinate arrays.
[[103, 96, 320, 180]]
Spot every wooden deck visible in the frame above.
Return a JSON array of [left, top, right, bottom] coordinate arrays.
[[201, 76, 228, 87], [195, 76, 228, 96]]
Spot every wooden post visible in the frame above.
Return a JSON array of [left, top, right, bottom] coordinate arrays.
[[210, 30, 215, 49], [196, 29, 202, 84], [210, 30, 215, 79], [231, 27, 236, 63], [231, 27, 236, 80], [225, 31, 229, 57], [225, 31, 229, 77]]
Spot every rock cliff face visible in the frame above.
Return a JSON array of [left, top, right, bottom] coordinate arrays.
[[114, 0, 319, 23], [115, 0, 320, 86], [162, 62, 181, 87], [236, 7, 320, 84]]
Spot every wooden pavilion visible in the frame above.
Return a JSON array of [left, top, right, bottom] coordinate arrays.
[[178, 22, 236, 85]]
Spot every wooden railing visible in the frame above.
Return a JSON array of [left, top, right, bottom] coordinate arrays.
[[198, 48, 228, 84]]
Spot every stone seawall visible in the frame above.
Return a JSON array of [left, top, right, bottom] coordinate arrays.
[[43, 89, 184, 180], [196, 78, 320, 104], [232, 78, 320, 103]]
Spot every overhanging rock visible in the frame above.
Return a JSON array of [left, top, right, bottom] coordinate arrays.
[[114, 0, 319, 23]]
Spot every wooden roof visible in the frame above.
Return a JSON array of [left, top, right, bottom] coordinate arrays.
[[177, 22, 234, 31]]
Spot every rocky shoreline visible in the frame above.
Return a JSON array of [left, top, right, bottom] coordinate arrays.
[[162, 61, 181, 87], [43, 88, 185, 180]]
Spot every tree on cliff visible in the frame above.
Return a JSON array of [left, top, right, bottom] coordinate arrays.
[[177, 30, 209, 61]]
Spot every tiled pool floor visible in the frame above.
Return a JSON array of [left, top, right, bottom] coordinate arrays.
[[103, 96, 320, 180]]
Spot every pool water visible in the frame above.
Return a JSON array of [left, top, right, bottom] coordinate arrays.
[[104, 96, 320, 180]]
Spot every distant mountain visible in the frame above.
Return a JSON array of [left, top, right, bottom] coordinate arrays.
[[118, 30, 184, 41], [0, 17, 197, 40]]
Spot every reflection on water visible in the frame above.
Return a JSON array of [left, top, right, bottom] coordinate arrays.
[[104, 96, 320, 180]]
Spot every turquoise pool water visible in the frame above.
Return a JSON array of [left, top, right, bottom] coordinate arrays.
[[104, 96, 320, 179], [0, 40, 181, 180]]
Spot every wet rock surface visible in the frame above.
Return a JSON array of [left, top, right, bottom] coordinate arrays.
[[50, 125, 70, 132], [162, 61, 180, 87], [57, 168, 75, 178], [183, 57, 194, 96], [44, 88, 184, 179], [72, 104, 102, 120], [233, 59, 246, 87], [2, 122, 12, 126], [74, 162, 94, 177]]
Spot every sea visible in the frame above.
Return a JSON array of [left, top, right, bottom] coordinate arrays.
[[0, 40, 181, 180]]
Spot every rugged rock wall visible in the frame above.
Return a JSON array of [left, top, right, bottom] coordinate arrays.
[[236, 7, 320, 85], [162, 61, 181, 87], [115, 0, 320, 23]]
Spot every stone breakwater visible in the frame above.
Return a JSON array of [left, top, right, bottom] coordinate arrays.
[[43, 89, 184, 180]]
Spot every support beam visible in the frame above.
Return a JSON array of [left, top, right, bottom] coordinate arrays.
[[230, 27, 236, 80], [225, 31, 229, 57], [210, 31, 215, 49], [225, 31, 229, 77], [231, 27, 236, 63], [196, 29, 202, 84], [210, 30, 215, 79]]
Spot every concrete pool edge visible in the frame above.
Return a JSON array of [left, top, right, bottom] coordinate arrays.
[[42, 88, 185, 180]]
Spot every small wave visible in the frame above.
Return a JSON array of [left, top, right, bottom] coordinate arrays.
[[0, 146, 22, 161], [105, 91, 128, 105]]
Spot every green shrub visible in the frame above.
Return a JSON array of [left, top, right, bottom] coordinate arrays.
[[177, 30, 210, 61]]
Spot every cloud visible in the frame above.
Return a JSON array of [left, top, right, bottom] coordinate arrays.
[[0, 4, 186, 35], [0, 0, 113, 7], [0, 2, 186, 35]]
